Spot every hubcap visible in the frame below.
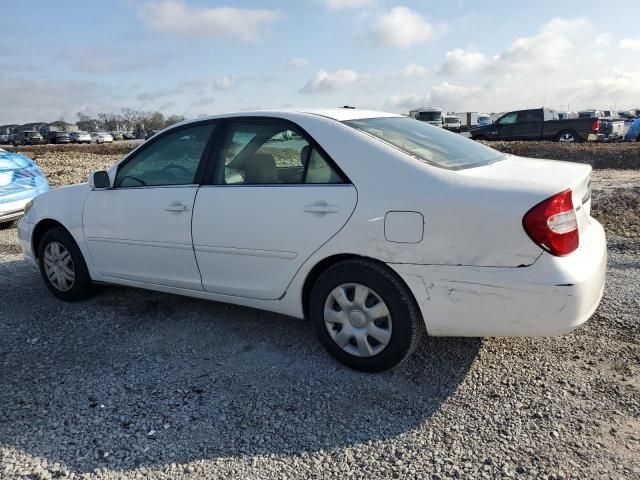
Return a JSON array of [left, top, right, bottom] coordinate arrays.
[[324, 283, 392, 358], [43, 241, 75, 292], [559, 133, 575, 143]]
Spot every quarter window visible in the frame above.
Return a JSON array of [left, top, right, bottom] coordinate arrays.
[[115, 124, 215, 187], [218, 121, 344, 185]]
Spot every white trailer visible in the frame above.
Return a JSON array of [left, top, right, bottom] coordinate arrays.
[[455, 112, 492, 131]]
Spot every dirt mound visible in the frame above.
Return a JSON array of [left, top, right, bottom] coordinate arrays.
[[591, 187, 640, 239], [484, 141, 640, 169]]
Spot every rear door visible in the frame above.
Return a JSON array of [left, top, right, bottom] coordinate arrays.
[[192, 118, 357, 300], [83, 122, 217, 290]]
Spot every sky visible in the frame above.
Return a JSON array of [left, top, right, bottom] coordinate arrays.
[[1, 0, 640, 125]]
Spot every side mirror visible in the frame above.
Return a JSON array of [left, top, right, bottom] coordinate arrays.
[[89, 170, 111, 189]]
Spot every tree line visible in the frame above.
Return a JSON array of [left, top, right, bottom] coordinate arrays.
[[76, 109, 186, 133]]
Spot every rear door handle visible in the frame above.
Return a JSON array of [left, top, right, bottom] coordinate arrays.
[[304, 204, 339, 214], [164, 203, 190, 212]]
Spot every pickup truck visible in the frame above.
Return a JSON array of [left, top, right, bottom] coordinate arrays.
[[470, 108, 618, 143]]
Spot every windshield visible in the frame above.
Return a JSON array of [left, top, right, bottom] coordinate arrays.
[[417, 112, 441, 122], [345, 117, 505, 170]]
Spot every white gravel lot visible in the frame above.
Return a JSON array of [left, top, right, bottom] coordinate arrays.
[[0, 158, 638, 479]]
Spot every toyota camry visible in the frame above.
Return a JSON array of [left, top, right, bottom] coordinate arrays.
[[18, 109, 607, 371]]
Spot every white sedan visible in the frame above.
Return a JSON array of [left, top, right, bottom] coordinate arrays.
[[90, 131, 113, 144], [18, 109, 607, 371]]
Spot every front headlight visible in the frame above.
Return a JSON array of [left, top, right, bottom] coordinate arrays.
[[23, 200, 33, 216]]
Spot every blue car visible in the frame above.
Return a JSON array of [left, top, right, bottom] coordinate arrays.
[[624, 117, 640, 142], [0, 148, 49, 225]]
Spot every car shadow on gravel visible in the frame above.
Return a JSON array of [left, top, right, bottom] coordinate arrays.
[[0, 258, 481, 475]]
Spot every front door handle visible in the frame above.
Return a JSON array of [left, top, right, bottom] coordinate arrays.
[[304, 203, 339, 214], [164, 203, 190, 212]]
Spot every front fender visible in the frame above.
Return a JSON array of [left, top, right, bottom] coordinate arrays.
[[26, 184, 93, 272]]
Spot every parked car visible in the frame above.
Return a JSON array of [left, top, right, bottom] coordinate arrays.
[[12, 130, 45, 146], [47, 131, 71, 144], [145, 129, 158, 140], [18, 109, 606, 372], [442, 114, 461, 133], [578, 110, 604, 119], [91, 132, 114, 144], [0, 149, 49, 226], [111, 131, 124, 141], [0, 134, 10, 144], [122, 131, 136, 140], [624, 117, 640, 141], [70, 131, 91, 144], [470, 108, 620, 142]]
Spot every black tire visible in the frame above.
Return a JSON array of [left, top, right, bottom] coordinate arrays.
[[37, 226, 93, 301], [309, 259, 423, 372], [556, 130, 581, 143], [473, 135, 488, 141]]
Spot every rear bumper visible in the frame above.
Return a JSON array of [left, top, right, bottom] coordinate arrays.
[[588, 133, 622, 142], [390, 218, 607, 337]]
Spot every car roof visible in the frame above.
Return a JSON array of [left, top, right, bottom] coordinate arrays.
[[183, 108, 403, 124]]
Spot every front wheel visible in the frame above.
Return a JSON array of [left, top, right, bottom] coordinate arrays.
[[38, 227, 93, 301], [309, 259, 423, 372]]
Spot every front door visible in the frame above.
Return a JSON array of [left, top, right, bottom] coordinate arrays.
[[83, 123, 216, 290], [192, 119, 357, 300]]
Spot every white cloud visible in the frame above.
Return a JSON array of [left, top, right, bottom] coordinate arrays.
[[438, 18, 591, 76], [137, 86, 182, 102], [489, 17, 590, 74], [384, 93, 431, 111], [561, 71, 640, 106], [595, 33, 611, 47], [289, 57, 310, 68], [439, 49, 489, 75], [430, 82, 483, 109], [403, 63, 429, 78], [323, 0, 372, 9], [384, 82, 485, 113], [300, 69, 361, 93], [0, 77, 109, 124], [619, 38, 640, 51], [371, 7, 436, 48], [212, 76, 238, 90], [141, 0, 281, 42]]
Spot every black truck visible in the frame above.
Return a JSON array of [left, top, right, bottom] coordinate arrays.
[[470, 108, 616, 143]]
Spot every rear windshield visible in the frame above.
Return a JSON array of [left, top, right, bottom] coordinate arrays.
[[344, 117, 505, 170]]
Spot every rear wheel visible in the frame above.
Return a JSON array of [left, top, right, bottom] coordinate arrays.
[[556, 130, 580, 143], [38, 227, 93, 301], [473, 135, 488, 141], [309, 259, 423, 372]]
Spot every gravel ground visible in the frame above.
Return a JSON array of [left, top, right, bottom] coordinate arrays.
[[0, 147, 638, 479]]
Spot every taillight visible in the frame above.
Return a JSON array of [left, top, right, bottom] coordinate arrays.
[[523, 189, 579, 256], [592, 120, 601, 132]]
